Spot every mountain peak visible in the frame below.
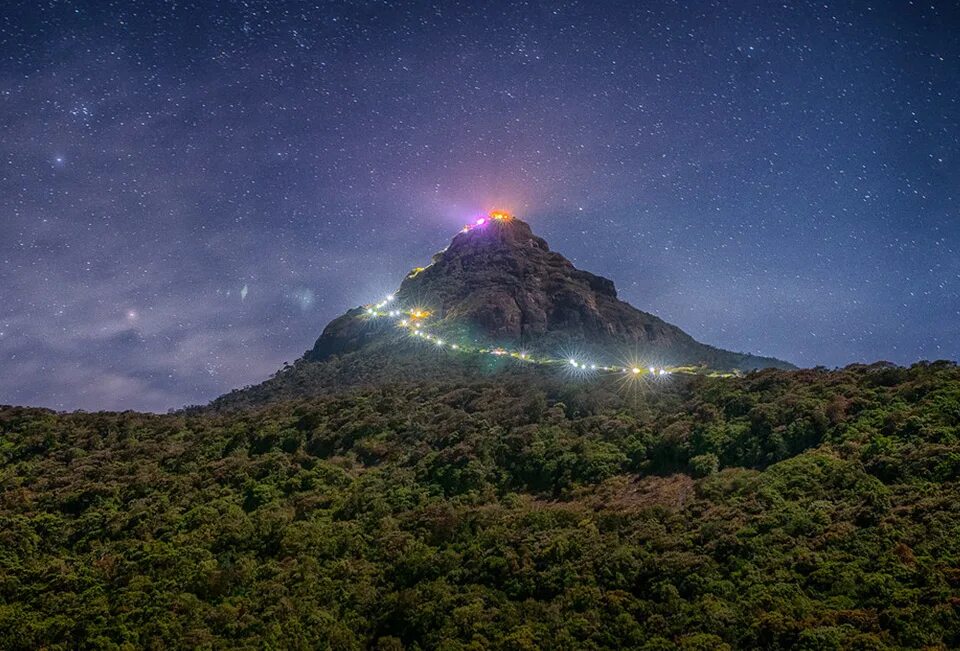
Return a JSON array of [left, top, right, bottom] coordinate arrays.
[[450, 212, 547, 250], [304, 212, 793, 372], [390, 213, 618, 342]]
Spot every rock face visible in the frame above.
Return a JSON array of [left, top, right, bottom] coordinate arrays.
[[307, 217, 793, 371]]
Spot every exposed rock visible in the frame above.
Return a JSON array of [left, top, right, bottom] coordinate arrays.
[[306, 217, 793, 371]]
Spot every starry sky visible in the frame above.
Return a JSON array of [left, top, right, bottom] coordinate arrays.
[[2, 1, 958, 412]]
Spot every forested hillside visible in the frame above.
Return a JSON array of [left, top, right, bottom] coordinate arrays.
[[2, 361, 959, 649]]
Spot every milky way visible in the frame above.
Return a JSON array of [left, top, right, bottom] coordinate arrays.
[[2, 1, 958, 411]]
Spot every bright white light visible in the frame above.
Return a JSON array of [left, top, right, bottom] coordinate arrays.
[[436, 339, 444, 346], [648, 366, 656, 374], [632, 367, 640, 374], [590, 363, 597, 370], [569, 359, 578, 367], [451, 344, 459, 350]]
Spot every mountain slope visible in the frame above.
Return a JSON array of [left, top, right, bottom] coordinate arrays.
[[308, 216, 791, 370], [219, 214, 791, 408]]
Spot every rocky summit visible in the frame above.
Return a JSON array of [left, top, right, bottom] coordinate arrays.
[[306, 214, 792, 371]]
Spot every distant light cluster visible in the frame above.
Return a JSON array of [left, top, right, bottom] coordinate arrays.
[[461, 210, 513, 233]]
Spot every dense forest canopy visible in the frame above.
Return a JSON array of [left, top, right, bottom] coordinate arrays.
[[1, 361, 959, 649]]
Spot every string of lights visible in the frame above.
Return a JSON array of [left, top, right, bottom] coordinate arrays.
[[356, 211, 739, 381], [362, 299, 697, 378]]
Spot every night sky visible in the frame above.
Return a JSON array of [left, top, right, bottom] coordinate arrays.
[[2, 1, 958, 412]]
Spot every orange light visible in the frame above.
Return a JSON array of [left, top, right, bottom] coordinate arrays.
[[409, 309, 431, 319], [489, 210, 512, 221]]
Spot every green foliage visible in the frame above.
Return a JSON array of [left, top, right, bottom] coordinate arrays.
[[0, 361, 959, 648], [688, 453, 719, 478]]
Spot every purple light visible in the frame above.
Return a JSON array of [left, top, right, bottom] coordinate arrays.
[[475, 217, 486, 225]]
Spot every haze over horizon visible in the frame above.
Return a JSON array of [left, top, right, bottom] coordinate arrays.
[[2, 1, 958, 412]]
